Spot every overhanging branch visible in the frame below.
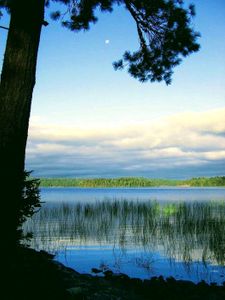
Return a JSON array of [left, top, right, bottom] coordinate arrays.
[[0, 25, 9, 30]]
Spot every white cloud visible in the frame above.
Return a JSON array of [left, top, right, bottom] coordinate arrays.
[[26, 108, 225, 177]]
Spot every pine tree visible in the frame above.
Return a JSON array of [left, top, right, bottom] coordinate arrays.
[[0, 0, 199, 246]]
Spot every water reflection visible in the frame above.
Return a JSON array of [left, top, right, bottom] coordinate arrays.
[[24, 198, 225, 269]]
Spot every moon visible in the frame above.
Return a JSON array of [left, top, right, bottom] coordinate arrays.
[[105, 39, 110, 45]]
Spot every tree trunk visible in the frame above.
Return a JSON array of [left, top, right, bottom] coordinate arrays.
[[0, 0, 45, 247]]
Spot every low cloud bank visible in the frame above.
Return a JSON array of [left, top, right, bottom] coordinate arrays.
[[26, 108, 225, 178]]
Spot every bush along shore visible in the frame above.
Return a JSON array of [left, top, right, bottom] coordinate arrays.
[[7, 246, 225, 300], [39, 176, 225, 188]]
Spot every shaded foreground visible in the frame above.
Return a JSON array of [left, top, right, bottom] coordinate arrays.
[[7, 246, 225, 300]]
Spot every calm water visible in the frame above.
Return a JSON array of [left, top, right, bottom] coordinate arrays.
[[23, 187, 225, 284]]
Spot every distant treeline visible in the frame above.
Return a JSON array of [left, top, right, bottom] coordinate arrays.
[[39, 176, 225, 187]]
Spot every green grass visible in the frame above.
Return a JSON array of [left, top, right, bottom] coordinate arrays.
[[38, 176, 225, 187]]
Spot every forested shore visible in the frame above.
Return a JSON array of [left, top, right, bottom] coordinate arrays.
[[39, 176, 225, 188]]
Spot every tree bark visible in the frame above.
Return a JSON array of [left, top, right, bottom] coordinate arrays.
[[0, 0, 45, 247]]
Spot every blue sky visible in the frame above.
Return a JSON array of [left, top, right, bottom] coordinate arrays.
[[0, 0, 225, 178]]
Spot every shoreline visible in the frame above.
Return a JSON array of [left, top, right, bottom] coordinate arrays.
[[39, 185, 225, 188], [37, 176, 225, 188], [10, 247, 225, 300]]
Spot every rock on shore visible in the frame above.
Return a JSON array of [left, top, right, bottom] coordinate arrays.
[[5, 247, 225, 300]]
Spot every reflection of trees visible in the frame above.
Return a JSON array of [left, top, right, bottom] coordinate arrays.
[[23, 199, 225, 265]]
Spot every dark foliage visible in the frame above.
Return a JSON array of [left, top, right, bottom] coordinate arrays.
[[0, 0, 200, 84], [16, 171, 42, 243]]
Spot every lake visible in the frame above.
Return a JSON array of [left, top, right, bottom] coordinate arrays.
[[23, 187, 225, 284]]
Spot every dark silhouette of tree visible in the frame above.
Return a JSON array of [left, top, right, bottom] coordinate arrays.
[[0, 0, 199, 246]]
